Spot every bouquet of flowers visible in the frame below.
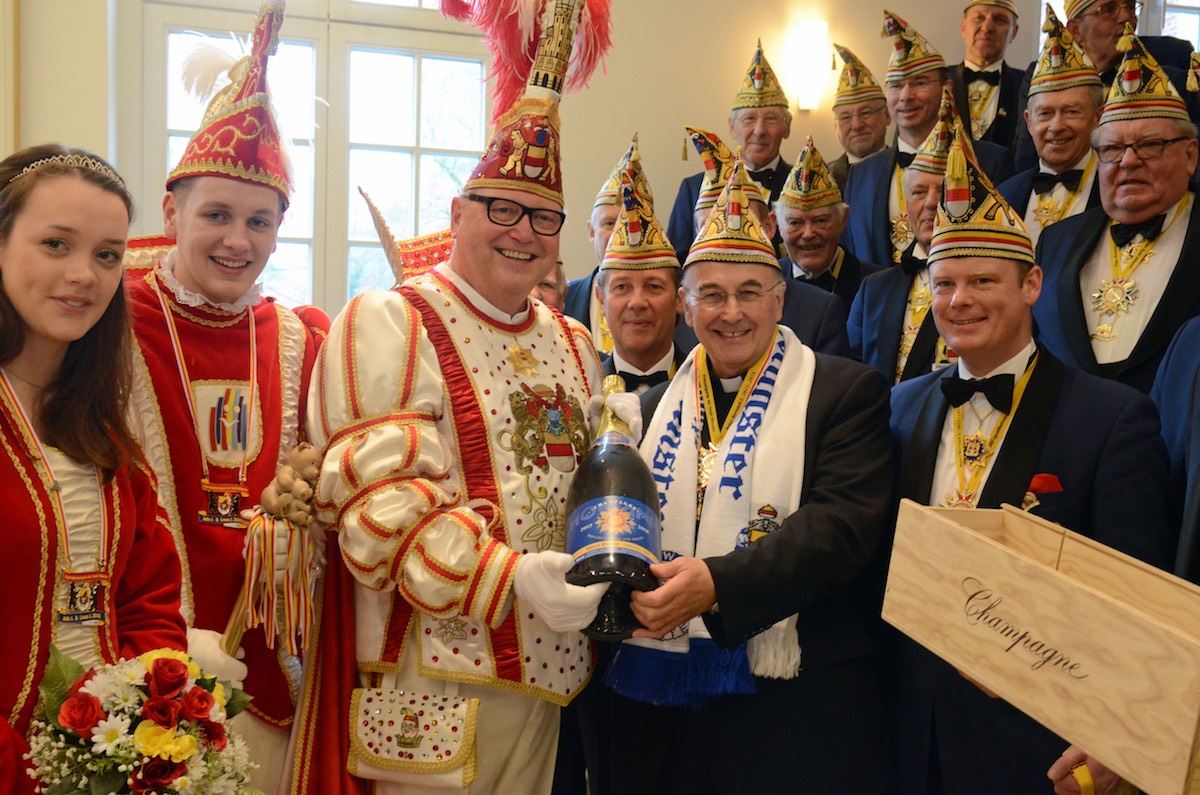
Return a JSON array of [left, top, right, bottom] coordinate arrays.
[[26, 646, 261, 794]]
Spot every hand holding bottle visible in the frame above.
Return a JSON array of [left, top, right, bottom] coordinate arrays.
[[514, 550, 608, 632]]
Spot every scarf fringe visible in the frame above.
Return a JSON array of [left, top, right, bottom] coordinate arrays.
[[605, 639, 755, 708], [747, 617, 801, 679]]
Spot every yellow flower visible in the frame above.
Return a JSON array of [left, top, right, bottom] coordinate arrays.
[[133, 721, 199, 762], [138, 648, 201, 679], [211, 682, 227, 709]]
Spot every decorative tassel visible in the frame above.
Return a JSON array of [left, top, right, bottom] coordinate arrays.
[[1189, 53, 1200, 93], [241, 510, 316, 655]]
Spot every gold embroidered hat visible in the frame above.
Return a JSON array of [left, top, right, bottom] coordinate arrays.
[[685, 149, 780, 270], [166, 0, 291, 208], [601, 170, 679, 272], [929, 117, 1034, 266], [1064, 0, 1101, 18], [833, 44, 886, 108], [1029, 4, 1101, 96], [687, 126, 768, 213], [594, 133, 654, 209], [909, 85, 962, 175], [732, 39, 790, 110], [963, 0, 1018, 16], [882, 10, 947, 82], [777, 136, 842, 211], [1100, 24, 1190, 125]]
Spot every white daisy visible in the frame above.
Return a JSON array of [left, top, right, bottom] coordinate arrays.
[[90, 715, 131, 756]]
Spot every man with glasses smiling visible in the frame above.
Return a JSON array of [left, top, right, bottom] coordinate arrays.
[[844, 11, 1010, 266], [1035, 27, 1200, 395], [667, 42, 792, 264], [606, 156, 893, 795], [829, 45, 891, 192]]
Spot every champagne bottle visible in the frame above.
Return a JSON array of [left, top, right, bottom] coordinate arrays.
[[566, 375, 662, 640]]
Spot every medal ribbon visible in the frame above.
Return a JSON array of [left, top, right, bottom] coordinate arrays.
[[890, 163, 912, 261], [967, 83, 999, 138], [0, 372, 111, 585], [1105, 199, 1187, 287], [1034, 156, 1095, 228], [948, 353, 1039, 507], [695, 339, 775, 447], [827, 247, 846, 284], [897, 271, 932, 381], [153, 276, 257, 486]]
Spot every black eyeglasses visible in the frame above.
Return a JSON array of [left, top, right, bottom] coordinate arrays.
[[464, 194, 566, 236], [1095, 136, 1189, 163]]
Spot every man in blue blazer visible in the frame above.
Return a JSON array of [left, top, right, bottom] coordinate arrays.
[[844, 15, 1012, 265], [889, 123, 1173, 795], [996, 7, 1103, 250], [666, 42, 792, 264], [1152, 317, 1200, 583], [1033, 29, 1200, 395], [849, 105, 955, 382]]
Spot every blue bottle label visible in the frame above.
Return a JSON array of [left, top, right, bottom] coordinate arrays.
[[567, 495, 661, 566]]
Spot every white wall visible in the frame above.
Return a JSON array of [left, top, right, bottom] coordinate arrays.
[[12, 0, 1041, 280]]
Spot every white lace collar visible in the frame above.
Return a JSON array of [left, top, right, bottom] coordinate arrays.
[[158, 250, 264, 313]]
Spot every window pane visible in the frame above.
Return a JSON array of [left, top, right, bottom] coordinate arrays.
[[280, 142, 314, 238], [349, 148, 414, 240], [263, 242, 313, 307], [350, 49, 415, 146], [420, 57, 485, 150], [1165, 9, 1200, 49], [273, 42, 317, 140], [347, 244, 396, 297], [418, 153, 476, 234], [167, 134, 191, 176]]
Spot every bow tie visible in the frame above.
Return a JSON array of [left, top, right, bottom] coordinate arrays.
[[616, 370, 669, 391], [899, 247, 928, 276], [941, 373, 1015, 413], [964, 67, 1001, 86], [897, 150, 916, 169], [1032, 169, 1084, 195], [1110, 214, 1167, 247]]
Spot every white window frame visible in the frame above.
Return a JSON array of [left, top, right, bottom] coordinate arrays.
[[118, 0, 487, 314]]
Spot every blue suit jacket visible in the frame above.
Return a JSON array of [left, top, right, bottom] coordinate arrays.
[[996, 166, 1102, 218], [666, 157, 791, 264], [674, 277, 851, 359], [1151, 316, 1200, 582], [843, 140, 1013, 264], [888, 350, 1173, 794], [1033, 194, 1200, 394], [563, 268, 598, 328], [847, 264, 946, 381]]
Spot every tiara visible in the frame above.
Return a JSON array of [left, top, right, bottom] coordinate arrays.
[[8, 154, 125, 187]]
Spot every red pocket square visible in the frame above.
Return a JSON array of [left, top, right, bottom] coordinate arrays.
[[1028, 473, 1063, 494]]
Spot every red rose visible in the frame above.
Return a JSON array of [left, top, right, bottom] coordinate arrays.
[[58, 693, 105, 736], [141, 696, 181, 728], [131, 757, 186, 792], [178, 687, 215, 722], [146, 658, 189, 699], [200, 720, 227, 752]]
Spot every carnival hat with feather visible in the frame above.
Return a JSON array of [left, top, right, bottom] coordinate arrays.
[[167, 0, 292, 208], [929, 116, 1034, 266]]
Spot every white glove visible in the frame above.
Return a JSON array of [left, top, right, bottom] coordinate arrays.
[[513, 551, 607, 633], [186, 627, 248, 688], [587, 392, 644, 444]]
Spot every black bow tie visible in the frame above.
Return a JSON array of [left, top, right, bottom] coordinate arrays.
[[964, 67, 1001, 86], [616, 370, 669, 391], [899, 246, 928, 276], [1032, 169, 1084, 195], [1110, 214, 1167, 247], [941, 373, 1015, 413], [897, 150, 916, 169]]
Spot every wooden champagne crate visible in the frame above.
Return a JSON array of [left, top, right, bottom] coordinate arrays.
[[882, 499, 1200, 795]]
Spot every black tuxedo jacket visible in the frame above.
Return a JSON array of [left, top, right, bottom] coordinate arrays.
[[1151, 316, 1200, 582], [1012, 35, 1200, 171], [779, 247, 884, 307], [1033, 194, 1200, 394], [888, 350, 1173, 794], [666, 157, 791, 264], [843, 139, 1013, 264], [996, 164, 1102, 218], [848, 263, 946, 380], [674, 277, 851, 359], [951, 61, 1023, 153]]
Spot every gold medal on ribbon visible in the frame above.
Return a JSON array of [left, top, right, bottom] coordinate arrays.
[[1091, 277, 1138, 316]]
